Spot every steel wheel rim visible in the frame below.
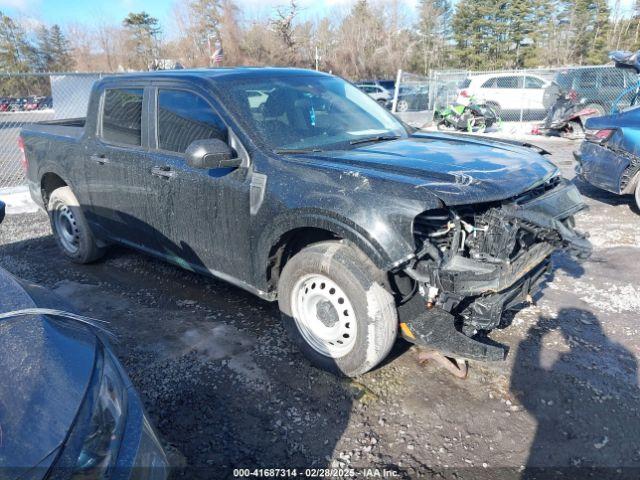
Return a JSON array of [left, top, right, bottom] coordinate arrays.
[[291, 273, 357, 358], [54, 205, 80, 254]]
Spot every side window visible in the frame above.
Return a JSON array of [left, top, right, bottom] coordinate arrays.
[[524, 76, 544, 89], [481, 78, 496, 88], [496, 76, 520, 88], [576, 71, 596, 89], [157, 89, 227, 154], [102, 88, 143, 146], [600, 70, 623, 88]]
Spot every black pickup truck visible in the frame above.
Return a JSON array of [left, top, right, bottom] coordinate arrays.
[[21, 68, 590, 376]]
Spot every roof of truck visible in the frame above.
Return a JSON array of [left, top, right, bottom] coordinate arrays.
[[100, 67, 331, 83]]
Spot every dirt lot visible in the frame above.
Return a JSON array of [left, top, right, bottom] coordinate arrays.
[[2, 137, 640, 479]]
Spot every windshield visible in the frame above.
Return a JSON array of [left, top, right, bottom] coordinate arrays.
[[222, 75, 408, 151]]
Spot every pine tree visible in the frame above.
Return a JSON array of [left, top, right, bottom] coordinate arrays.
[[35, 25, 53, 71], [565, 0, 610, 64], [0, 11, 40, 95], [49, 25, 74, 71], [452, 0, 555, 69], [34, 25, 73, 71], [123, 11, 161, 69], [413, 0, 452, 73], [452, 0, 498, 68], [0, 11, 37, 73]]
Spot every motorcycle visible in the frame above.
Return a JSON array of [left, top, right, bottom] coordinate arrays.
[[434, 96, 500, 133], [535, 89, 598, 139]]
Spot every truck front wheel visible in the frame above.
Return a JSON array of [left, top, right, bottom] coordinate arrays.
[[278, 241, 397, 377], [48, 186, 105, 264]]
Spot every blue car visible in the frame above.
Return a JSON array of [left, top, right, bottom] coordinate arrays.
[[0, 200, 169, 479], [575, 106, 640, 210]]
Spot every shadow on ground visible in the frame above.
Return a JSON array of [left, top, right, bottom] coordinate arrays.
[[511, 308, 640, 479]]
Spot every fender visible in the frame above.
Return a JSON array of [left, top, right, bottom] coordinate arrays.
[[254, 209, 419, 291], [31, 162, 76, 209]]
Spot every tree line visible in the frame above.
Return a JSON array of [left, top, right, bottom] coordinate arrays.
[[2, 0, 640, 82]]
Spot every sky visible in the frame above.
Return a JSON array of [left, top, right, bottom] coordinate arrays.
[[0, 0, 636, 34]]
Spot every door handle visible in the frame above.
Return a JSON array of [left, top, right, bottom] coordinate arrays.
[[89, 154, 110, 165], [151, 165, 175, 179]]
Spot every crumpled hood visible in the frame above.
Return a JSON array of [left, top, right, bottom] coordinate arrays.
[[0, 269, 96, 476], [312, 133, 559, 206]]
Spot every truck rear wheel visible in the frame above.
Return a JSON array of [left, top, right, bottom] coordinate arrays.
[[278, 241, 397, 377], [48, 186, 105, 264]]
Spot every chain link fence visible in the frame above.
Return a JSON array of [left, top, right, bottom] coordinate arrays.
[[3, 66, 640, 187], [393, 65, 640, 127], [0, 72, 110, 188]]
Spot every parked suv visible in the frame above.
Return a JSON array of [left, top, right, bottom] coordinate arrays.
[[543, 67, 638, 115], [457, 73, 550, 118], [356, 83, 392, 105]]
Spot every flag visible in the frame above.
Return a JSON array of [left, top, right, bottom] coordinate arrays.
[[212, 41, 224, 65]]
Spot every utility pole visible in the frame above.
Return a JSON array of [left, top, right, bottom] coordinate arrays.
[[315, 46, 320, 71]]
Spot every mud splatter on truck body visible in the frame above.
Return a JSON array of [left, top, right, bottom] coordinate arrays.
[[20, 68, 590, 373]]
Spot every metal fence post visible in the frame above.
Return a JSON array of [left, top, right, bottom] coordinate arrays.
[[392, 69, 402, 114], [520, 70, 526, 123]]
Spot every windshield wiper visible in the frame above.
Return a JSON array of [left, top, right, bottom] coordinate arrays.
[[274, 148, 323, 154], [349, 135, 400, 146]]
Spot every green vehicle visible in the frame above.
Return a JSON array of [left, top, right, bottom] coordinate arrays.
[[434, 96, 500, 132]]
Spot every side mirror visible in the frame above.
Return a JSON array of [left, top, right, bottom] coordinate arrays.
[[0, 200, 5, 224], [185, 138, 242, 169]]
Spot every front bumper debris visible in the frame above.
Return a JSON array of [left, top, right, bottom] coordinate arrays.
[[401, 308, 505, 362], [402, 179, 591, 362]]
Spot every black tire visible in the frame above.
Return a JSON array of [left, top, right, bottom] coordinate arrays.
[[634, 180, 640, 213], [48, 186, 105, 264], [486, 102, 501, 117], [396, 99, 409, 112], [436, 119, 451, 131], [567, 120, 585, 140], [278, 241, 397, 377]]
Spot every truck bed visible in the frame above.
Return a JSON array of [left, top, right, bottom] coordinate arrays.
[[21, 118, 85, 140]]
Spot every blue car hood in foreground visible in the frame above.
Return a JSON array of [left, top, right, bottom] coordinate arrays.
[[313, 133, 559, 205], [0, 269, 96, 474]]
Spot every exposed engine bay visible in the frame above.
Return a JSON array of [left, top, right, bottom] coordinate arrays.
[[398, 176, 591, 361]]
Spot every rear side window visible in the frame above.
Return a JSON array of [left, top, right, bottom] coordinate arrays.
[[481, 77, 496, 88], [102, 88, 143, 146], [576, 71, 597, 89], [459, 78, 472, 88], [496, 76, 521, 88], [157, 90, 227, 154], [600, 70, 624, 88], [524, 76, 544, 89]]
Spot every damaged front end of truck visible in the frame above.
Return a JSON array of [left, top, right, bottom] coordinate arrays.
[[397, 177, 591, 362]]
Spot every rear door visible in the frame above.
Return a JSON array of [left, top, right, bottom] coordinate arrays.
[[495, 75, 524, 111], [523, 75, 546, 110], [84, 86, 165, 252]]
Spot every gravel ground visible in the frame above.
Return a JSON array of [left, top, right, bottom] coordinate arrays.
[[2, 137, 640, 479]]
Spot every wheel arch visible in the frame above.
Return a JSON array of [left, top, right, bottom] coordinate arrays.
[[258, 212, 403, 294], [40, 171, 69, 208]]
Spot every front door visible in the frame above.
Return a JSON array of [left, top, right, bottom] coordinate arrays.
[[147, 87, 253, 279]]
